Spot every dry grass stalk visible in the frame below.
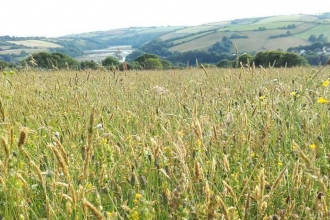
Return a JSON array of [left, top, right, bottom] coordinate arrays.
[[82, 198, 104, 220], [217, 195, 230, 220], [270, 164, 289, 195], [223, 155, 230, 173], [1, 137, 10, 175], [222, 180, 237, 202], [18, 128, 27, 148], [83, 107, 95, 184], [244, 193, 250, 220], [48, 144, 69, 179], [53, 138, 69, 166]]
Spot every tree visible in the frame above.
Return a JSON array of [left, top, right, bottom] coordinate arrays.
[[25, 52, 79, 69], [216, 59, 233, 68], [101, 56, 120, 67], [0, 60, 7, 70], [279, 52, 309, 67], [254, 51, 308, 67], [134, 54, 159, 64], [160, 59, 172, 69], [145, 58, 163, 70], [238, 54, 254, 66], [80, 60, 98, 70], [126, 50, 144, 61]]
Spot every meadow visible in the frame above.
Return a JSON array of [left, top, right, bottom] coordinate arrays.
[[0, 65, 330, 219]]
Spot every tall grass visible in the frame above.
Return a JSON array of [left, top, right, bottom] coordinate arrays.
[[0, 66, 329, 219]]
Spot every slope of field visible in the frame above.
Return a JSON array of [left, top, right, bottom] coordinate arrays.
[[7, 40, 62, 48], [164, 14, 330, 53], [0, 48, 48, 55], [294, 24, 330, 40]]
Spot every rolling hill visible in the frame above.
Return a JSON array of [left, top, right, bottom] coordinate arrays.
[[0, 12, 330, 63]]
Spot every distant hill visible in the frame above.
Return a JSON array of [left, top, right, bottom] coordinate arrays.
[[162, 14, 330, 53], [0, 12, 329, 63]]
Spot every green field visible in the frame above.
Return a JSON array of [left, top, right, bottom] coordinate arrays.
[[0, 48, 48, 55], [7, 40, 62, 48], [262, 36, 310, 51], [1, 67, 330, 219], [169, 31, 233, 52], [256, 15, 308, 23], [220, 21, 303, 32], [172, 31, 214, 45], [294, 24, 330, 40], [176, 25, 219, 34], [162, 14, 329, 53]]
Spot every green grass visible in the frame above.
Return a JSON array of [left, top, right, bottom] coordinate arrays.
[[294, 24, 330, 40], [0, 48, 49, 55], [176, 25, 219, 34], [262, 36, 310, 51], [169, 31, 233, 52], [221, 21, 303, 32], [256, 15, 311, 23], [159, 32, 190, 41], [6, 40, 62, 48], [172, 31, 215, 45], [161, 14, 330, 53], [1, 67, 330, 219]]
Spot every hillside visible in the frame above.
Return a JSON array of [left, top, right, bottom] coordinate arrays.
[[0, 12, 330, 63], [162, 14, 330, 53]]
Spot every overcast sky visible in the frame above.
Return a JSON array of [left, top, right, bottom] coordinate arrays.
[[1, 0, 329, 37]]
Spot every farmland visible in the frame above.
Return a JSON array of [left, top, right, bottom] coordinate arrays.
[[1, 13, 330, 63], [164, 14, 330, 53], [1, 66, 330, 219]]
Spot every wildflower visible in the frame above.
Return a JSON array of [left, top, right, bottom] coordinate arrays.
[[317, 97, 329, 104], [290, 91, 300, 98], [259, 95, 266, 101], [277, 161, 283, 167], [310, 144, 316, 150], [196, 139, 202, 147], [177, 130, 184, 137], [130, 210, 140, 220], [100, 138, 107, 145], [322, 79, 330, 87], [135, 193, 142, 200], [291, 145, 297, 151]]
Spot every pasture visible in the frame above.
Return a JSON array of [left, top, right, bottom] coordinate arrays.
[[7, 40, 62, 48], [0, 66, 330, 219]]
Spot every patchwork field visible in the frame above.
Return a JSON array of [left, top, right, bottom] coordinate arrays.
[[1, 66, 330, 219], [165, 14, 330, 53], [7, 40, 62, 48]]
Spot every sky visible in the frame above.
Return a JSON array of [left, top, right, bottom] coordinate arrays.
[[1, 0, 330, 38]]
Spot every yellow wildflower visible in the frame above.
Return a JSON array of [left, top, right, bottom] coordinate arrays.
[[277, 161, 283, 167], [317, 97, 329, 104], [259, 95, 266, 101], [130, 211, 140, 220], [177, 130, 184, 137], [291, 145, 297, 151], [310, 144, 316, 150], [290, 91, 300, 98], [135, 193, 142, 200], [322, 79, 330, 87], [196, 139, 202, 147]]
